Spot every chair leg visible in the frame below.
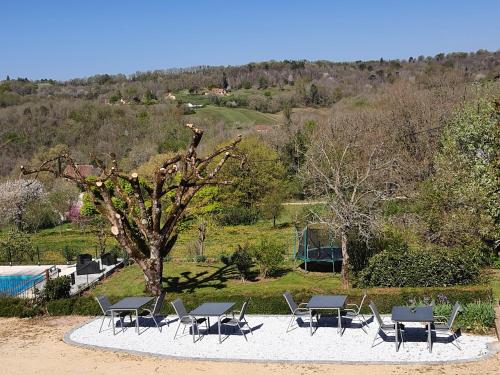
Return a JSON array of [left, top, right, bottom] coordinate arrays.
[[99, 315, 107, 333], [238, 323, 247, 341], [371, 328, 380, 347], [174, 321, 182, 340], [286, 315, 296, 333], [452, 331, 462, 350], [152, 314, 161, 332], [244, 318, 253, 335]]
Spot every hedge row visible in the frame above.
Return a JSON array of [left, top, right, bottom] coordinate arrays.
[[358, 248, 481, 287]]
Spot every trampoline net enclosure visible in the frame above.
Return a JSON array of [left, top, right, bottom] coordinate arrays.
[[294, 224, 342, 263]]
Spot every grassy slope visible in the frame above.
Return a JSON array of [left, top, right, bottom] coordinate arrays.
[[187, 106, 279, 126], [91, 261, 341, 298], [1, 206, 302, 264]]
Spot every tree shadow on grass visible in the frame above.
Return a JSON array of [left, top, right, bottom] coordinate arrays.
[[162, 263, 293, 294], [163, 264, 248, 293]]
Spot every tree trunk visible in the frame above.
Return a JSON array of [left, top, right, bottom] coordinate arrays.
[[341, 231, 349, 289], [273, 216, 276, 228], [141, 244, 163, 295]]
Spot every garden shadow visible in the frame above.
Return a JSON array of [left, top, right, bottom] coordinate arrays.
[[163, 264, 260, 293]]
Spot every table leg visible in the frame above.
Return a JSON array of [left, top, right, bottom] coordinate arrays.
[[112, 310, 116, 335], [135, 309, 139, 334], [395, 322, 399, 352], [428, 322, 432, 353], [218, 316, 221, 343], [310, 309, 313, 336], [338, 308, 341, 335]]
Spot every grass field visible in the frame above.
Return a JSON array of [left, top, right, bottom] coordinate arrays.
[[186, 106, 279, 127], [91, 260, 341, 298], [0, 205, 305, 264]]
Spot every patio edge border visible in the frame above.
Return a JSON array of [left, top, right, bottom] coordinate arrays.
[[63, 316, 500, 366]]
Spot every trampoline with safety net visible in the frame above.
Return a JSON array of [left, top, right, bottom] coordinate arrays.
[[293, 223, 342, 272]]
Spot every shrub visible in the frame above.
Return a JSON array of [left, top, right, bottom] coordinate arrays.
[[195, 255, 207, 263], [216, 206, 259, 226], [61, 245, 77, 263], [230, 244, 253, 280], [358, 247, 481, 287], [0, 296, 43, 317], [41, 276, 71, 301], [434, 301, 495, 334], [251, 239, 285, 278]]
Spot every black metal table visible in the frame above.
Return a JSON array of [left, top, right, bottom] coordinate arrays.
[[307, 295, 347, 336], [392, 306, 434, 352], [109, 296, 155, 335], [190, 302, 235, 343]]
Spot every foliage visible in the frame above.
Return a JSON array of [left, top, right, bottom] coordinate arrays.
[[39, 276, 71, 301], [230, 244, 253, 280], [61, 245, 77, 263], [251, 238, 286, 278], [216, 205, 259, 226], [420, 98, 499, 258], [218, 137, 287, 214], [0, 229, 36, 263], [260, 184, 287, 227], [358, 247, 481, 287], [434, 301, 495, 334]]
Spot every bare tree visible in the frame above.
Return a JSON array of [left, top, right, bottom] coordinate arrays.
[[301, 116, 394, 288], [21, 124, 243, 295]]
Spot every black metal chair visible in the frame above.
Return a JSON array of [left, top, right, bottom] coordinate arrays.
[[138, 291, 167, 332], [283, 291, 317, 333], [433, 302, 463, 349], [369, 301, 404, 347], [171, 298, 207, 342], [220, 298, 252, 340], [95, 295, 131, 333]]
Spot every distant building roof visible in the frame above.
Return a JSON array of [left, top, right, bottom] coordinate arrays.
[[63, 164, 101, 179]]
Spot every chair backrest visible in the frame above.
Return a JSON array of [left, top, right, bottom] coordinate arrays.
[[283, 291, 298, 313], [95, 295, 111, 314], [369, 301, 383, 326], [447, 302, 462, 327], [171, 298, 188, 318], [152, 291, 167, 315], [357, 293, 367, 314], [238, 298, 251, 321]]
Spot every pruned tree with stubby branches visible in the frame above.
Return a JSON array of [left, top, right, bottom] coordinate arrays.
[[21, 124, 243, 295]]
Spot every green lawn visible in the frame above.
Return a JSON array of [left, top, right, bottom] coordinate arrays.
[[0, 206, 301, 264], [91, 260, 341, 298], [186, 106, 279, 126]]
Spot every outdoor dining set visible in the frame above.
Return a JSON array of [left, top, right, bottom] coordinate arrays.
[[95, 291, 463, 352], [96, 292, 251, 343]]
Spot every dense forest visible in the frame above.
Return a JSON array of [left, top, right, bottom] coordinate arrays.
[[0, 50, 499, 283]]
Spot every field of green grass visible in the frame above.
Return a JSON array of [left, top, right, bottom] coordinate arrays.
[[186, 106, 278, 127], [0, 205, 305, 264], [91, 260, 341, 298]]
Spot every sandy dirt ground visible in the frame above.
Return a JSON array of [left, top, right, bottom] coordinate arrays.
[[0, 316, 499, 375]]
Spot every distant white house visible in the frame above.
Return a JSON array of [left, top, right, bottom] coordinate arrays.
[[186, 102, 203, 108]]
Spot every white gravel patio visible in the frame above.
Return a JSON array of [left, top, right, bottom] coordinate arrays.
[[65, 314, 497, 364]]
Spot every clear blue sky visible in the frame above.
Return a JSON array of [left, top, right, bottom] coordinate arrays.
[[1, 0, 499, 80]]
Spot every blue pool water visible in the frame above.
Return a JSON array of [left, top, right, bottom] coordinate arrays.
[[0, 274, 45, 296]]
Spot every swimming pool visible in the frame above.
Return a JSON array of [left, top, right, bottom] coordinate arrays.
[[0, 274, 45, 296]]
